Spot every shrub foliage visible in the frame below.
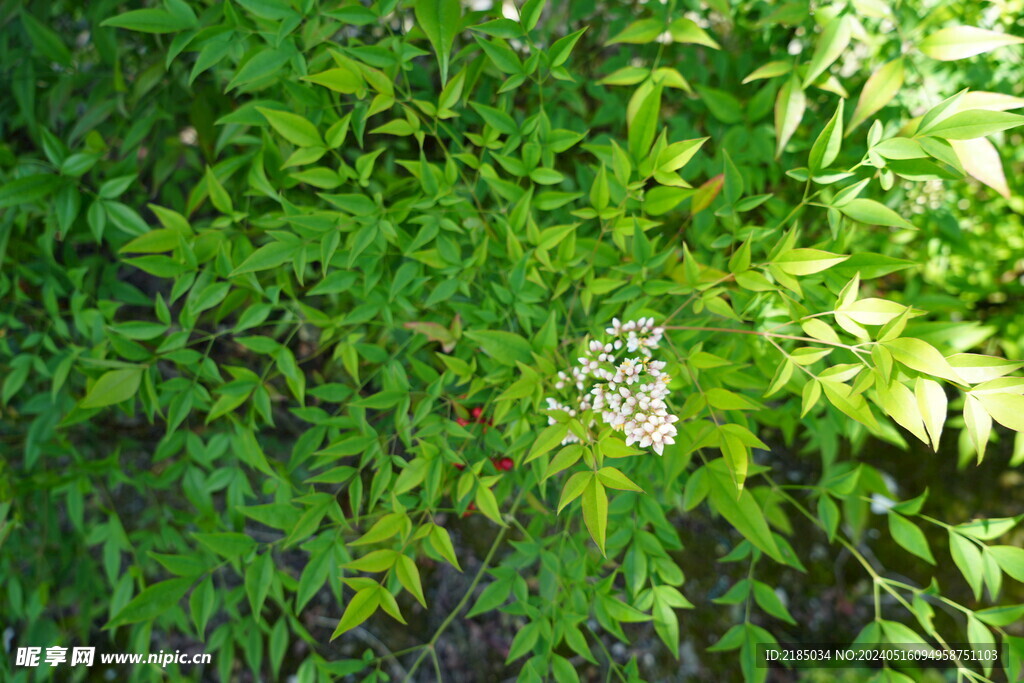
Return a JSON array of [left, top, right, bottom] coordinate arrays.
[[3, 0, 1024, 680]]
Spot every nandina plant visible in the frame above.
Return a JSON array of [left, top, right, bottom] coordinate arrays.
[[3, 0, 1024, 681]]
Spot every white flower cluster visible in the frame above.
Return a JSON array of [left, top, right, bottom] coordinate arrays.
[[544, 318, 679, 455], [604, 317, 664, 357]]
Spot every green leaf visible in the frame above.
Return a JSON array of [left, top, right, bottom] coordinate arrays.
[[476, 38, 522, 75], [955, 517, 1020, 541], [344, 549, 398, 573], [883, 338, 963, 384], [719, 427, 749, 493], [723, 150, 743, 204], [545, 444, 584, 480], [976, 392, 1024, 433], [20, 11, 72, 66], [106, 578, 193, 628], [227, 48, 293, 91], [518, 0, 545, 31], [190, 576, 215, 637], [331, 587, 381, 640], [256, 107, 323, 147], [919, 26, 1024, 61], [949, 531, 984, 600], [837, 198, 916, 230], [245, 552, 273, 617], [549, 28, 587, 68], [101, 9, 195, 33], [888, 513, 935, 564], [752, 581, 797, 625], [352, 513, 406, 546], [396, 555, 426, 607], [302, 67, 363, 94], [818, 494, 840, 541], [467, 580, 512, 618], [975, 605, 1024, 627], [606, 18, 663, 45], [596, 467, 644, 492], [474, 485, 504, 525], [775, 248, 849, 275], [849, 58, 904, 131], [923, 109, 1024, 140], [668, 17, 719, 49], [193, 532, 257, 560], [809, 99, 844, 171], [876, 379, 929, 445], [581, 477, 608, 553], [706, 461, 785, 564], [239, 503, 301, 531], [598, 66, 648, 86], [557, 472, 592, 513], [529, 168, 564, 185], [416, 0, 461, 83], [839, 298, 907, 326], [205, 166, 233, 214], [742, 61, 791, 83], [590, 164, 610, 210], [915, 378, 947, 451], [0, 174, 60, 208], [525, 423, 570, 464], [428, 524, 462, 571], [463, 329, 533, 365], [628, 84, 662, 160], [964, 395, 993, 462], [696, 85, 743, 124], [469, 18, 521, 39], [470, 102, 518, 135], [81, 368, 143, 409], [990, 545, 1024, 582], [231, 241, 299, 276], [657, 137, 708, 172], [803, 16, 852, 87], [774, 75, 806, 157], [713, 579, 752, 605], [506, 623, 541, 663], [952, 137, 1010, 198]]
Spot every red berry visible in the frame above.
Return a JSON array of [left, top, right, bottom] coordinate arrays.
[[497, 457, 514, 471], [453, 463, 465, 470], [462, 502, 476, 518], [455, 417, 469, 427], [471, 406, 483, 420]]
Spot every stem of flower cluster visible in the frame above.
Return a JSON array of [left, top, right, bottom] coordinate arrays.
[[662, 324, 863, 352]]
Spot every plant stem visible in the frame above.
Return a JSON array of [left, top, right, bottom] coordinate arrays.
[[663, 324, 863, 352], [403, 490, 524, 681]]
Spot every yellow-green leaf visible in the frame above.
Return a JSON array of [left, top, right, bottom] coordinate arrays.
[[81, 368, 143, 409], [474, 485, 504, 525], [849, 58, 904, 131], [964, 395, 992, 462], [775, 248, 849, 275], [803, 16, 852, 87], [256, 107, 323, 147], [331, 587, 381, 640], [596, 466, 644, 492], [395, 555, 426, 607], [303, 67, 363, 94], [883, 338, 963, 384], [557, 472, 592, 513], [775, 75, 806, 157], [915, 378, 947, 451], [919, 26, 1024, 62]]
